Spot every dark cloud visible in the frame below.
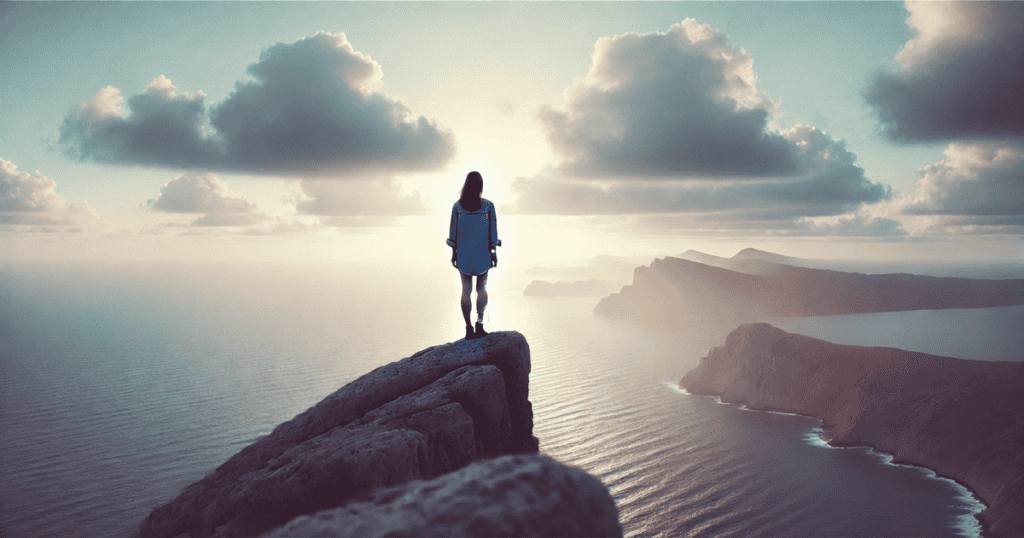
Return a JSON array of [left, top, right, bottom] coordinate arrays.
[[295, 178, 427, 216], [864, 2, 1024, 143], [539, 19, 799, 180], [506, 125, 890, 221], [510, 20, 892, 238], [903, 142, 1024, 217], [0, 158, 99, 231], [60, 33, 455, 177]]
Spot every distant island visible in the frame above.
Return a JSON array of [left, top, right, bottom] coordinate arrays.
[[680, 323, 1024, 538], [523, 278, 618, 297], [594, 255, 1024, 327]]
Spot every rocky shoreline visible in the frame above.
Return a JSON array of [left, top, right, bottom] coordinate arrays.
[[681, 323, 1024, 538]]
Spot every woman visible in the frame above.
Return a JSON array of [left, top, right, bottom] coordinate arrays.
[[447, 171, 500, 340]]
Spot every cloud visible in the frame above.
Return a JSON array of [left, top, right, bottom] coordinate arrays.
[[507, 125, 890, 220], [506, 20, 893, 238], [0, 158, 100, 231], [61, 32, 455, 177], [147, 171, 267, 228], [149, 172, 258, 214], [894, 141, 1024, 236], [539, 19, 799, 180], [864, 2, 1024, 142], [904, 142, 1024, 217], [294, 178, 428, 216]]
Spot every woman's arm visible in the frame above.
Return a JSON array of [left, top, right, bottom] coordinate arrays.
[[488, 202, 500, 267], [446, 203, 457, 248], [488, 202, 500, 249]]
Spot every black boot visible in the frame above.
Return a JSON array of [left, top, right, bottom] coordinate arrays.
[[474, 322, 488, 339], [465, 325, 476, 340]]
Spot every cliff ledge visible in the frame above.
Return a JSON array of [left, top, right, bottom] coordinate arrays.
[[136, 332, 622, 538]]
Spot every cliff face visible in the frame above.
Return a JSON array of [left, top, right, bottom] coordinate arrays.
[[681, 323, 1024, 538], [595, 256, 1024, 327], [135, 332, 547, 538]]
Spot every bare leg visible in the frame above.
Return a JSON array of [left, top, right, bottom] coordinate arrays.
[[460, 273, 473, 328], [475, 272, 488, 323]]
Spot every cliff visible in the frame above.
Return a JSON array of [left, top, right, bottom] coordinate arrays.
[[594, 256, 1024, 327], [681, 323, 1024, 537], [135, 332, 620, 538]]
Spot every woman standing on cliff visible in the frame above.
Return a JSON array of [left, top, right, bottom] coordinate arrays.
[[447, 171, 500, 340]]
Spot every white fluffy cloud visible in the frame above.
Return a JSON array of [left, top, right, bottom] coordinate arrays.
[[865, 2, 1024, 142], [896, 141, 1024, 235], [0, 159, 99, 231], [539, 19, 798, 180], [147, 172, 267, 228], [149, 172, 257, 214], [905, 142, 1024, 217], [61, 32, 455, 178]]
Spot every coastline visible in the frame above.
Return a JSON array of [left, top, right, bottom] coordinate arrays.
[[673, 385, 987, 538], [679, 323, 1024, 537]]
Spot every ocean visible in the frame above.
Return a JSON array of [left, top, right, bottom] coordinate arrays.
[[2, 260, 1014, 538]]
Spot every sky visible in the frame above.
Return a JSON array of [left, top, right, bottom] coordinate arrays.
[[2, 1, 1023, 268]]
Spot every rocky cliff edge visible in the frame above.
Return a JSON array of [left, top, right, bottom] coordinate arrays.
[[135, 331, 602, 538]]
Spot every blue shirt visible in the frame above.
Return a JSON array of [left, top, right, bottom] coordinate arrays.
[[447, 199, 500, 276]]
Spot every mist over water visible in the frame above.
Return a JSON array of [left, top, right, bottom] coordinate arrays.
[[0, 261, 997, 537], [768, 306, 1024, 363]]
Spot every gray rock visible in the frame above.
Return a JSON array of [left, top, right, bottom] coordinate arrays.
[[266, 454, 623, 538], [136, 332, 538, 538]]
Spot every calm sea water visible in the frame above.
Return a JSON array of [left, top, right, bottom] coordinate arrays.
[[1, 261, 1008, 538]]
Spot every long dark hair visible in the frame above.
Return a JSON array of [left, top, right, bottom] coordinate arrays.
[[459, 171, 483, 211]]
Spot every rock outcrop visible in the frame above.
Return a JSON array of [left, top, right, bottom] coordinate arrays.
[[595, 256, 1024, 327], [135, 332, 541, 538], [681, 323, 1024, 538], [267, 454, 623, 537]]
